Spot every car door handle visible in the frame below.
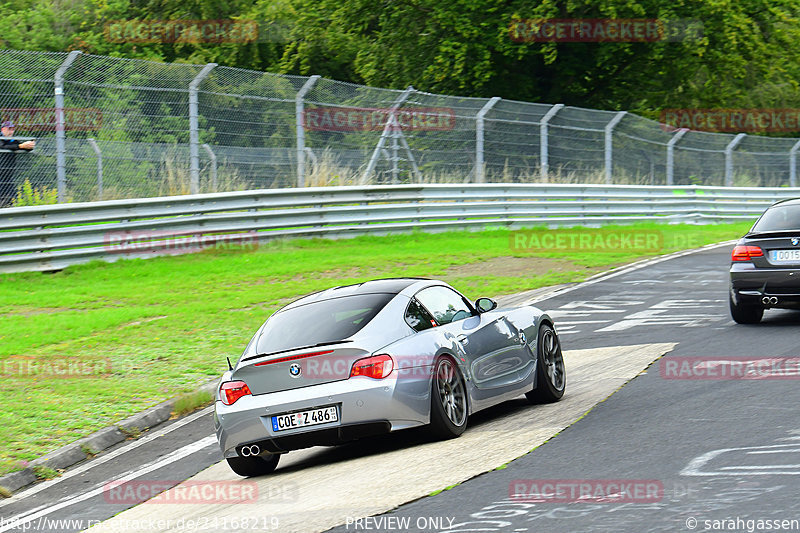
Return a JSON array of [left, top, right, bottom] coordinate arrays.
[[456, 335, 469, 346]]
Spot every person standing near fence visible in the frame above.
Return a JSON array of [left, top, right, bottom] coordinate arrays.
[[0, 120, 36, 207]]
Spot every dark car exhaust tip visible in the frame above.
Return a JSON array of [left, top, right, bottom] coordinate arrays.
[[761, 296, 778, 305]]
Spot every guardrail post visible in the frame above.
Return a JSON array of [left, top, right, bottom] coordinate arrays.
[[295, 75, 320, 187], [475, 97, 501, 183], [604, 111, 626, 184], [540, 104, 564, 182], [201, 143, 217, 192], [724, 133, 747, 187], [54, 50, 81, 203], [666, 128, 689, 185], [87, 138, 102, 200], [362, 86, 415, 184], [790, 139, 800, 187], [189, 63, 217, 195]]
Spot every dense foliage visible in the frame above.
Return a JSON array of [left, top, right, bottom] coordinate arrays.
[[2, 0, 800, 115]]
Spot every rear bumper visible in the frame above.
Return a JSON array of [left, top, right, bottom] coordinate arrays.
[[730, 263, 800, 308], [214, 373, 430, 458]]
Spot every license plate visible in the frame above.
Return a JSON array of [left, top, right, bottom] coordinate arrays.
[[271, 406, 338, 432], [770, 250, 800, 263]]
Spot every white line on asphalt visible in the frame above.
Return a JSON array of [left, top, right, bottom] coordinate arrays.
[[0, 435, 218, 532], [524, 240, 737, 306], [748, 448, 800, 454], [551, 320, 610, 325], [0, 406, 215, 508]]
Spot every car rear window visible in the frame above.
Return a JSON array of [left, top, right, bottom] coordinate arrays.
[[752, 205, 800, 232], [255, 293, 395, 355]]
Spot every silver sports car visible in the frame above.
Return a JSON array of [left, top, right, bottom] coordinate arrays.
[[214, 278, 565, 477]]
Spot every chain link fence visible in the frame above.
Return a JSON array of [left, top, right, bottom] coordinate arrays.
[[2, 48, 800, 205]]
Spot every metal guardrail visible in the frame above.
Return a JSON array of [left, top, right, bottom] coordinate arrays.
[[1, 184, 797, 273]]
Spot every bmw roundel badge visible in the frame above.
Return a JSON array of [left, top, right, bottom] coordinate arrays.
[[289, 363, 302, 377], [792, 237, 799, 246]]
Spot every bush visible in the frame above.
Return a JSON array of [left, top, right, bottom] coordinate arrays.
[[12, 179, 58, 207]]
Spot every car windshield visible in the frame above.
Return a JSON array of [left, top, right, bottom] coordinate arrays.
[[255, 292, 395, 355], [751, 205, 800, 232]]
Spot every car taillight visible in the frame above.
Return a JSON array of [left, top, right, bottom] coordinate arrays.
[[350, 354, 394, 379], [219, 380, 252, 405], [732, 245, 764, 261]]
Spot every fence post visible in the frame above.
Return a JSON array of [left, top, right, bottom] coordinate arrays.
[[54, 50, 81, 203], [604, 111, 626, 184], [666, 128, 689, 185], [87, 138, 102, 200], [475, 97, 501, 183], [362, 86, 415, 184], [295, 75, 321, 187], [189, 63, 217, 195], [540, 104, 564, 182], [201, 143, 217, 192], [790, 139, 800, 187], [724, 133, 746, 187]]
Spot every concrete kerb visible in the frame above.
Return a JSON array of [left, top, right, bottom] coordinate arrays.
[[0, 378, 220, 495]]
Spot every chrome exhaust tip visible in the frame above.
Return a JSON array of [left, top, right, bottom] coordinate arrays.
[[239, 444, 261, 457], [762, 296, 770, 305], [770, 296, 778, 305]]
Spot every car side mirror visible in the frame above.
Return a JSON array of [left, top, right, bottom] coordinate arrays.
[[475, 297, 497, 313]]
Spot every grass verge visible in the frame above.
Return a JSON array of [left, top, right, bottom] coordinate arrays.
[[0, 222, 751, 475]]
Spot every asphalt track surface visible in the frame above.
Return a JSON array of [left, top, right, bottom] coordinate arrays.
[[2, 242, 799, 532]]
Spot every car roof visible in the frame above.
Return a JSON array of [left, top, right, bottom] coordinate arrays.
[[279, 278, 431, 311], [771, 198, 800, 207]]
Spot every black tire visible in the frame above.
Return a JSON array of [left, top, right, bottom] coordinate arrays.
[[526, 324, 566, 404], [428, 356, 468, 439], [226, 453, 280, 477], [729, 294, 763, 324]]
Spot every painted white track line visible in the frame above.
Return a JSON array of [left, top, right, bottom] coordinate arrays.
[[0, 436, 218, 532], [523, 240, 737, 306], [0, 406, 215, 509]]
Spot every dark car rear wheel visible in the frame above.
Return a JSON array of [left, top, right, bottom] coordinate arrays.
[[526, 324, 566, 404], [226, 453, 280, 477], [429, 356, 468, 439], [729, 294, 763, 324]]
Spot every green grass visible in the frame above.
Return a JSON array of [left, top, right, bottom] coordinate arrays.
[[0, 222, 751, 475], [172, 390, 214, 417], [31, 466, 60, 481]]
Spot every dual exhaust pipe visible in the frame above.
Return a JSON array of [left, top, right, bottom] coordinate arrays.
[[239, 444, 261, 457], [761, 296, 779, 305]]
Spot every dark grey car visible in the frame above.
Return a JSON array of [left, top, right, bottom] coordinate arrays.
[[214, 278, 566, 476], [729, 198, 800, 323]]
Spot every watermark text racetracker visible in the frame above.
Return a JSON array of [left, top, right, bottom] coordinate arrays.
[[303, 106, 455, 132], [1, 107, 102, 132], [661, 109, 800, 133], [102, 480, 277, 505], [661, 357, 800, 380], [509, 228, 708, 254], [104, 230, 259, 255], [0, 356, 112, 378], [510, 229, 663, 253], [509, 479, 663, 503], [105, 19, 258, 43], [509, 18, 702, 42]]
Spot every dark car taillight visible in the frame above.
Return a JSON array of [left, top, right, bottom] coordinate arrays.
[[350, 354, 394, 379], [219, 380, 252, 405], [732, 245, 764, 261]]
